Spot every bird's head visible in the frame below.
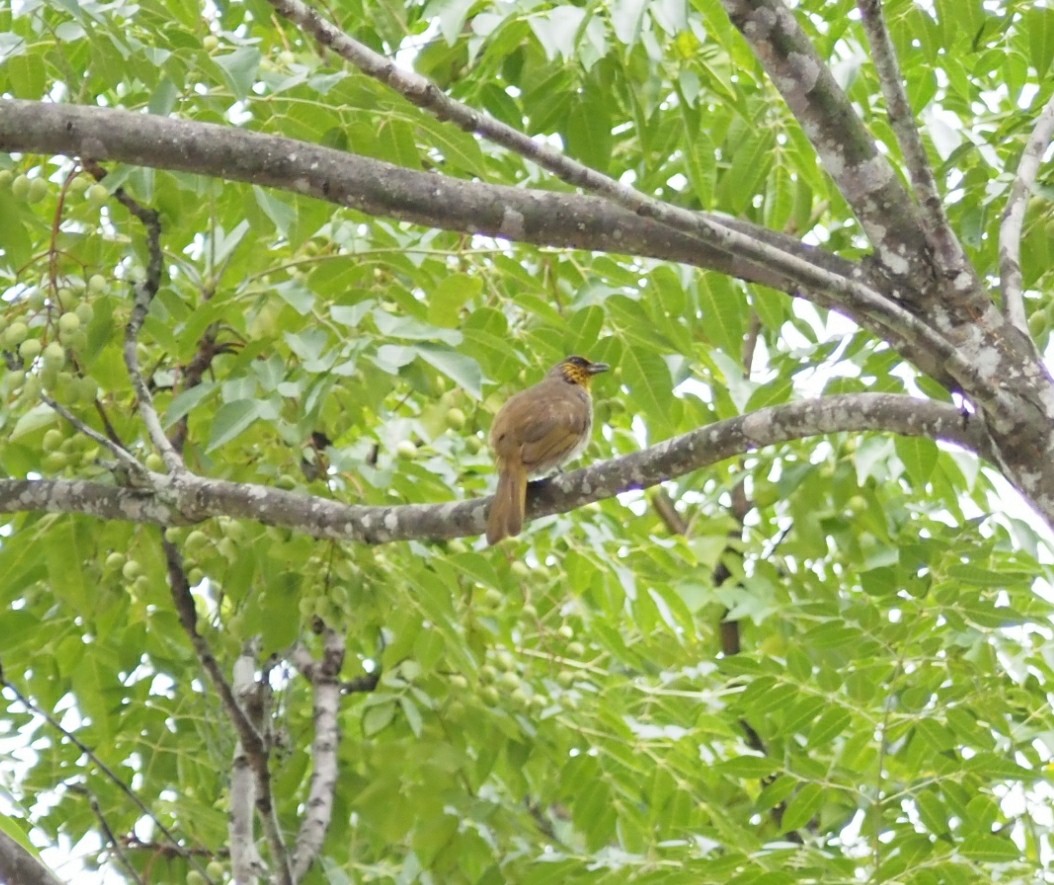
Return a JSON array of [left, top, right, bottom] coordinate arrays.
[[552, 355, 610, 389]]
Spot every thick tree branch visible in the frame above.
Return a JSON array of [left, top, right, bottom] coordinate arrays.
[[0, 395, 992, 542], [999, 92, 1054, 333], [0, 99, 983, 399], [229, 645, 267, 885], [855, 0, 963, 272], [0, 98, 817, 293], [721, 0, 938, 294], [265, 0, 892, 310], [0, 830, 63, 885], [290, 629, 345, 882]]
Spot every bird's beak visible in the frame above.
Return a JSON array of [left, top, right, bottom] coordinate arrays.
[[587, 362, 610, 375]]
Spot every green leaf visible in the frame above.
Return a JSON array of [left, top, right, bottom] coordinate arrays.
[[780, 782, 823, 832], [960, 834, 1024, 863], [206, 400, 263, 452], [213, 47, 261, 99], [415, 345, 482, 400]]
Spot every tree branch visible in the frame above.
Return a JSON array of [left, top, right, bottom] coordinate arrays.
[[0, 395, 992, 541], [265, 0, 889, 307], [85, 164, 188, 476], [229, 645, 267, 885], [161, 538, 293, 885], [855, 0, 964, 272], [0, 676, 213, 882], [999, 92, 1054, 333], [0, 98, 987, 398], [0, 829, 63, 885], [290, 629, 345, 882], [0, 98, 819, 293], [721, 0, 937, 293]]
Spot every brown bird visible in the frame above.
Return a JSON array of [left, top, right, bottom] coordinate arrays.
[[486, 355, 609, 545]]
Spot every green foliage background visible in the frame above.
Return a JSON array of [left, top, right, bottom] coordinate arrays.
[[1, 0, 1054, 881]]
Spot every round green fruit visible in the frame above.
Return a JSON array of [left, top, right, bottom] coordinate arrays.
[[18, 338, 42, 361], [27, 177, 48, 204], [445, 407, 466, 430], [58, 312, 81, 335], [42, 342, 65, 369], [4, 321, 29, 347], [396, 440, 418, 460], [42, 429, 64, 452], [11, 175, 31, 200], [86, 184, 109, 206]]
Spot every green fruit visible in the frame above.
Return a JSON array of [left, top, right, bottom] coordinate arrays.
[[11, 175, 31, 200], [57, 288, 78, 310], [4, 321, 29, 347], [510, 561, 530, 578], [0, 170, 12, 188], [58, 312, 81, 335], [479, 665, 497, 684], [122, 560, 142, 581], [69, 176, 90, 195], [499, 671, 520, 690], [62, 330, 87, 351], [185, 530, 209, 552], [445, 407, 466, 430], [42, 429, 64, 452], [27, 177, 48, 204], [75, 302, 94, 325], [87, 274, 108, 294], [18, 338, 42, 361], [145, 453, 164, 471], [205, 861, 225, 879], [42, 451, 68, 471], [567, 641, 585, 658], [396, 440, 418, 461], [203, 35, 219, 51], [42, 342, 65, 369], [86, 183, 109, 206], [105, 552, 126, 570], [481, 685, 500, 705], [186, 870, 206, 885], [449, 674, 469, 691]]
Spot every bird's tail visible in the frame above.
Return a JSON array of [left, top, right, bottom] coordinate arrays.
[[487, 463, 527, 545]]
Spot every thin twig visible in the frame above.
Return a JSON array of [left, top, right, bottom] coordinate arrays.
[[999, 92, 1054, 333], [0, 675, 213, 882], [83, 161, 186, 475], [263, 0, 1020, 418], [160, 535, 294, 885], [90, 799, 146, 885], [40, 393, 147, 476], [856, 0, 962, 270], [265, 0, 923, 319]]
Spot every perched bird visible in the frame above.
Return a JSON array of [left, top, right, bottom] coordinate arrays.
[[486, 355, 609, 545]]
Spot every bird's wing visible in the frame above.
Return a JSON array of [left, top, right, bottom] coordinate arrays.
[[513, 393, 591, 470]]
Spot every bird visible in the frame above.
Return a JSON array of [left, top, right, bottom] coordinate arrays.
[[486, 355, 609, 545]]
